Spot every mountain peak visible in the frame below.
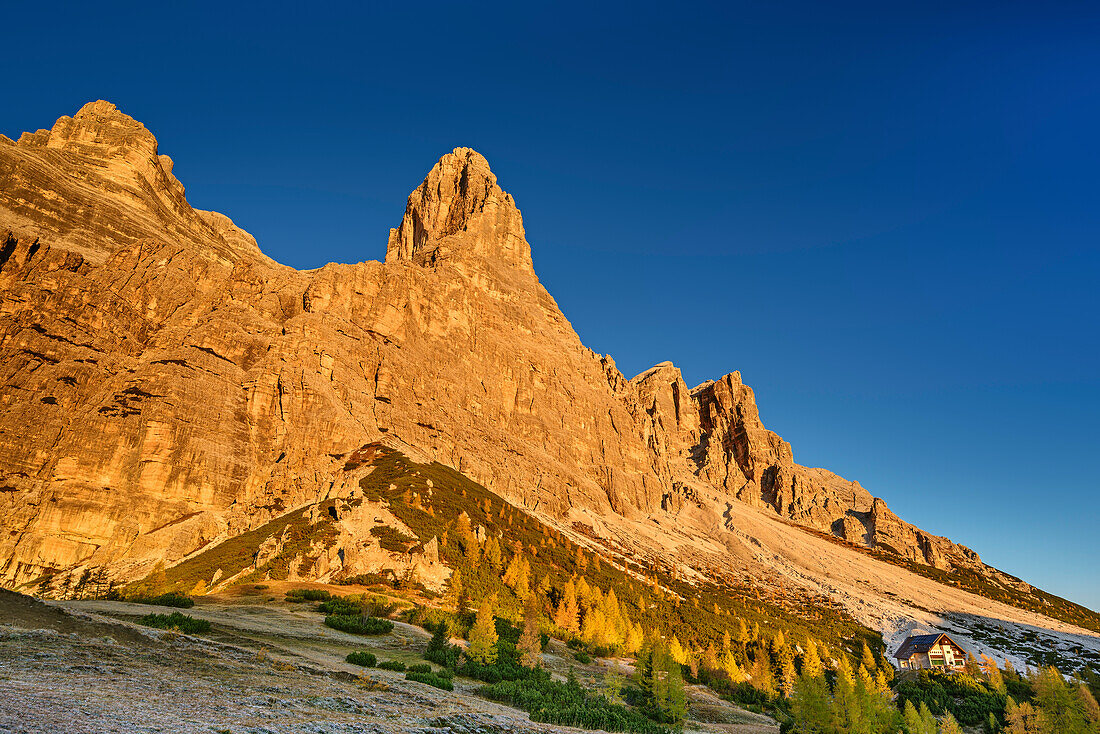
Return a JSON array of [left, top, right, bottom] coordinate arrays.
[[4, 102, 268, 264], [32, 100, 159, 158], [386, 147, 532, 277]]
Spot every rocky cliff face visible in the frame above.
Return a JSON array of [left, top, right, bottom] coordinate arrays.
[[628, 364, 980, 569], [0, 102, 981, 590]]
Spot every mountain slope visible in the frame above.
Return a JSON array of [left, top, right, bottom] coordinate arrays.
[[1, 102, 1097, 671]]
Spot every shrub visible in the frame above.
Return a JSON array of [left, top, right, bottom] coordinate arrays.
[[893, 669, 1006, 725], [406, 607, 473, 640], [345, 651, 377, 667], [425, 624, 462, 669], [128, 592, 194, 608], [339, 573, 390, 587], [137, 611, 211, 634], [286, 588, 331, 602], [319, 597, 362, 615], [370, 525, 419, 552], [377, 660, 407, 671], [724, 681, 773, 709], [481, 670, 672, 734], [324, 614, 395, 635], [407, 670, 454, 691], [407, 663, 432, 674], [318, 594, 397, 618], [457, 648, 533, 684]]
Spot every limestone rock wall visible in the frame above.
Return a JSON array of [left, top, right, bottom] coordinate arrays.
[[0, 102, 982, 589]]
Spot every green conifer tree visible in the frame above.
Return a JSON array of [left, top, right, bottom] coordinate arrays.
[[1033, 666, 1092, 734], [903, 700, 925, 734], [665, 654, 687, 725], [467, 595, 499, 665], [919, 702, 940, 734], [602, 667, 626, 706], [792, 674, 833, 733], [830, 657, 865, 734]]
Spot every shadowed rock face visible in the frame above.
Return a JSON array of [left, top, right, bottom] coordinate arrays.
[[0, 102, 980, 589]]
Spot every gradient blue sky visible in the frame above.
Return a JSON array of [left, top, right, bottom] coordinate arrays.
[[5, 1, 1098, 610]]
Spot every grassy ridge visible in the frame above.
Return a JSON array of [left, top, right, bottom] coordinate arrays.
[[357, 445, 884, 664], [129, 499, 342, 594]]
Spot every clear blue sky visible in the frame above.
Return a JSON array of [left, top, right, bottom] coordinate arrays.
[[5, 1, 1098, 611]]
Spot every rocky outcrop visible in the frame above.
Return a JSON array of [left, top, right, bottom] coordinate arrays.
[[1, 101, 265, 265], [386, 147, 533, 280], [625, 362, 977, 570], [0, 102, 983, 590]]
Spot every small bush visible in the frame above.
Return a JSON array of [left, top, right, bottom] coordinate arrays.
[[318, 594, 397, 618], [286, 588, 331, 602], [456, 641, 532, 684], [128, 592, 194, 608], [339, 572, 390, 587], [573, 650, 592, 664], [346, 651, 377, 667], [407, 663, 432, 674], [377, 660, 407, 671], [137, 611, 211, 634], [405, 606, 473, 640], [894, 670, 1006, 726], [425, 624, 462, 669], [407, 670, 454, 691], [724, 681, 774, 709], [481, 670, 672, 734], [370, 525, 419, 552], [324, 614, 394, 635]]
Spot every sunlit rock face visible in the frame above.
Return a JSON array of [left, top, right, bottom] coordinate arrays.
[[0, 102, 979, 590]]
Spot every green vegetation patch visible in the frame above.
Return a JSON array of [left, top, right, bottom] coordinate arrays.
[[286, 588, 332, 602], [370, 525, 419, 553], [318, 594, 397, 618], [406, 670, 454, 691], [324, 614, 394, 635], [481, 671, 672, 734], [377, 660, 407, 672], [126, 592, 194, 608], [127, 500, 342, 596], [137, 611, 211, 634], [345, 651, 377, 667]]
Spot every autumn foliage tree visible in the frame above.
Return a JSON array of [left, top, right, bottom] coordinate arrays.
[[517, 600, 542, 668], [467, 595, 499, 665]]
